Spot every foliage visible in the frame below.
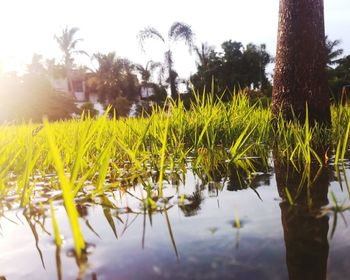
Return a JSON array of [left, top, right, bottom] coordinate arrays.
[[27, 54, 66, 79], [135, 60, 162, 86], [328, 55, 350, 101], [190, 40, 272, 98], [326, 36, 344, 68], [87, 52, 140, 103], [138, 22, 194, 99], [0, 72, 79, 122], [322, 36, 350, 102], [80, 102, 99, 118], [108, 95, 133, 117], [54, 26, 88, 94], [54, 26, 87, 69]]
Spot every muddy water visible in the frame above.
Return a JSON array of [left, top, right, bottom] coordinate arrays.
[[0, 161, 350, 280]]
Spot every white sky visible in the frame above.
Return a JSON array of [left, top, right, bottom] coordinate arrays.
[[0, 0, 349, 78]]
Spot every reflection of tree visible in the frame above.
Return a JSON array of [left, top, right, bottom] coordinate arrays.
[[227, 162, 271, 192], [76, 204, 89, 218], [179, 190, 203, 217], [274, 158, 330, 280]]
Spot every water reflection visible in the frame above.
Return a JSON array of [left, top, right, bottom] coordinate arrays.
[[179, 190, 203, 217], [274, 159, 330, 280], [5, 151, 350, 279]]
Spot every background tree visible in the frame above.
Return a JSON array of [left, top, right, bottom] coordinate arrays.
[[136, 60, 161, 85], [194, 42, 214, 70], [190, 40, 272, 98], [325, 36, 343, 68], [0, 69, 78, 122], [135, 60, 162, 97], [325, 36, 347, 101], [138, 22, 194, 99], [242, 43, 272, 90], [54, 26, 88, 95], [328, 55, 350, 101], [272, 0, 331, 125], [86, 52, 140, 115], [27, 54, 46, 76], [45, 58, 66, 79]]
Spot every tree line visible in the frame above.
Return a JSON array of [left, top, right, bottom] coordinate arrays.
[[0, 23, 349, 122]]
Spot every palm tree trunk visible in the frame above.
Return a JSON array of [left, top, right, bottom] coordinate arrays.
[[272, 0, 331, 125], [169, 70, 177, 99]]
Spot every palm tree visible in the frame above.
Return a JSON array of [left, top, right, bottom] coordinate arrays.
[[135, 60, 162, 85], [54, 26, 87, 95], [89, 52, 139, 102], [325, 36, 344, 68], [135, 60, 162, 98], [272, 0, 331, 125], [193, 43, 214, 69], [138, 22, 194, 99]]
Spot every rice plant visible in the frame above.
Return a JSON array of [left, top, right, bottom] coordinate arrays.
[[0, 89, 350, 258]]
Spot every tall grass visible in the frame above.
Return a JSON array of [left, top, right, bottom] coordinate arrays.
[[0, 90, 350, 256]]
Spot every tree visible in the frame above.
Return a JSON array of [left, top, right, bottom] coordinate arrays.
[[136, 60, 161, 85], [190, 41, 271, 98], [54, 26, 87, 95], [325, 36, 343, 68], [45, 58, 66, 79], [328, 55, 350, 101], [272, 0, 331, 125], [138, 22, 194, 99], [27, 54, 46, 76], [0, 71, 78, 122], [194, 42, 214, 69], [242, 44, 272, 90], [135, 60, 162, 97], [87, 52, 140, 103]]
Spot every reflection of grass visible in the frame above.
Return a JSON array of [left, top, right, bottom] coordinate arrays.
[[1, 91, 350, 257], [320, 191, 350, 239]]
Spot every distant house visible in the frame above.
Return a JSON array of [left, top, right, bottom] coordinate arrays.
[[140, 85, 155, 99], [70, 71, 86, 101], [51, 70, 90, 101], [50, 78, 69, 93]]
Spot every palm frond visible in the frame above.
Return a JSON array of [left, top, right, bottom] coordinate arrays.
[[135, 64, 145, 72], [194, 42, 214, 67], [168, 22, 194, 50], [54, 26, 86, 67], [69, 38, 84, 51], [149, 61, 162, 71], [138, 27, 165, 51], [72, 50, 90, 57], [326, 36, 344, 65]]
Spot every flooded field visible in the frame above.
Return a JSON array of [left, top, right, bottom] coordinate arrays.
[[1, 96, 350, 279], [1, 157, 349, 280]]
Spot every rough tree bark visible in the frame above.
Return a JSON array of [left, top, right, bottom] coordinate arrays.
[[272, 0, 331, 125]]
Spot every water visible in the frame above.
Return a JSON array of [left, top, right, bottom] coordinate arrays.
[[0, 159, 350, 279]]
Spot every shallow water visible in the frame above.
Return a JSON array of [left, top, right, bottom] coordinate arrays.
[[1, 159, 350, 280]]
